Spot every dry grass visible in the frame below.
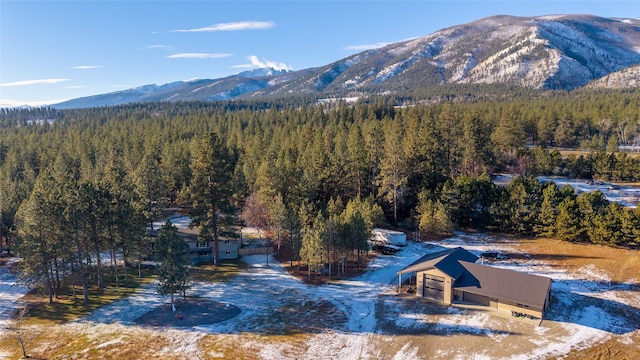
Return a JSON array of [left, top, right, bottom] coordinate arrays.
[[3, 325, 176, 360], [561, 332, 640, 360], [190, 259, 246, 283], [198, 333, 311, 360], [20, 270, 156, 325], [514, 237, 640, 283], [1, 326, 314, 359]]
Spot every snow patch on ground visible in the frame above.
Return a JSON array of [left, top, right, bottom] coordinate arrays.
[[395, 313, 428, 328], [392, 343, 419, 360], [152, 215, 192, 230], [433, 311, 492, 335], [81, 280, 164, 324], [96, 337, 124, 348], [0, 258, 28, 318]]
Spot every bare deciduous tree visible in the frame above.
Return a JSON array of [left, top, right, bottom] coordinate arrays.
[[4, 303, 39, 359]]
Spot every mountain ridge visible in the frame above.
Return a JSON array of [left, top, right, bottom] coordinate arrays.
[[52, 14, 640, 109]]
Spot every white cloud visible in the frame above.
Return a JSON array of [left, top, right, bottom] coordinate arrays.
[[0, 78, 71, 87], [232, 55, 292, 71], [70, 65, 102, 70], [0, 98, 68, 107], [344, 42, 390, 51], [143, 44, 173, 51], [65, 85, 87, 89], [172, 21, 274, 33], [167, 53, 232, 59]]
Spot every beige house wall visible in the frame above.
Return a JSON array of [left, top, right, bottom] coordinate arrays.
[[418, 269, 454, 303], [496, 300, 543, 319]]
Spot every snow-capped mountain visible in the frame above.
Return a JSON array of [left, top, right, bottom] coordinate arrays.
[[236, 68, 291, 78], [53, 15, 640, 109], [53, 68, 305, 109], [586, 64, 640, 89], [256, 14, 640, 96]]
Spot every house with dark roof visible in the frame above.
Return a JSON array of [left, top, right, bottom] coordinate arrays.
[[177, 227, 240, 264], [397, 247, 552, 320]]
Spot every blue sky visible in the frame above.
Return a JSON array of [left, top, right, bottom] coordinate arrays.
[[1, 0, 639, 107]]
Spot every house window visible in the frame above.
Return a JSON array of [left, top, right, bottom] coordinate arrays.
[[225, 251, 231, 255], [197, 241, 208, 248], [224, 240, 231, 245]]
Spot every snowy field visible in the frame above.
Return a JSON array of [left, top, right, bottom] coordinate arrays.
[[495, 174, 640, 208], [1, 232, 638, 359]]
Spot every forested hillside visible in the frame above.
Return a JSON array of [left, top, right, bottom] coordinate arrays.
[[1, 89, 640, 296]]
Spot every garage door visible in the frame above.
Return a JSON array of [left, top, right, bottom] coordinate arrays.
[[463, 292, 491, 306], [422, 274, 445, 301]]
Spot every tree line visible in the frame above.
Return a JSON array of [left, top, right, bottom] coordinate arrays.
[[1, 89, 639, 295], [417, 174, 640, 246]]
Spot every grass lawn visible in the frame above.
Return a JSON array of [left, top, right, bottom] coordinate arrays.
[[20, 267, 157, 325], [19, 260, 246, 325], [14, 257, 247, 325], [189, 259, 247, 283]]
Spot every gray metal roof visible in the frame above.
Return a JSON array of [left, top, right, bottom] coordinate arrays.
[[397, 246, 552, 310], [454, 261, 553, 310], [397, 247, 479, 279]]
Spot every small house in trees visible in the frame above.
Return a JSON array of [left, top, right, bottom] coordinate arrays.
[[397, 247, 552, 320], [177, 227, 240, 264], [151, 216, 241, 264]]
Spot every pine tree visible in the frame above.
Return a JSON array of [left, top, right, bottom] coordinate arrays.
[[587, 203, 625, 245], [186, 132, 237, 265], [133, 150, 168, 230], [284, 204, 303, 267], [300, 213, 326, 279], [577, 190, 608, 241], [492, 106, 526, 156], [341, 207, 369, 270], [417, 195, 453, 235], [555, 198, 581, 242], [14, 170, 64, 303], [346, 124, 368, 198], [52, 152, 91, 303], [378, 121, 407, 224], [156, 220, 190, 309], [461, 113, 488, 176], [438, 103, 463, 176], [504, 176, 541, 235], [534, 184, 560, 238], [268, 194, 288, 252], [77, 182, 109, 292]]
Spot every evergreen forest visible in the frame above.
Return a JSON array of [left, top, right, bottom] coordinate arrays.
[[1, 88, 640, 301]]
